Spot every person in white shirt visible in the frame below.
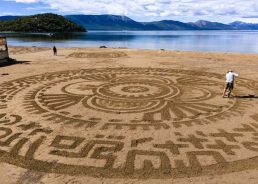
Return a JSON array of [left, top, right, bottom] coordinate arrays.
[[222, 70, 239, 98]]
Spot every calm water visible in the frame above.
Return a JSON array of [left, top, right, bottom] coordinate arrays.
[[1, 31, 258, 53]]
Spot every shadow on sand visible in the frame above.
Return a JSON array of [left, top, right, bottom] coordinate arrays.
[[234, 95, 258, 99], [0, 58, 31, 67]]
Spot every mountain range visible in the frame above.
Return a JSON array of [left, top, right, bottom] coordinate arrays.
[[1, 14, 258, 31]]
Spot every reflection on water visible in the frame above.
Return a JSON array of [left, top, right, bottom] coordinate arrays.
[[1, 31, 258, 53]]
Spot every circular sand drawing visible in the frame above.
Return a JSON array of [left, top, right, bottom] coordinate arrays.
[[0, 68, 258, 179]]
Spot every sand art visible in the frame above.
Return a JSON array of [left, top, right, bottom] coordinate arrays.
[[8, 46, 50, 55], [68, 51, 128, 58], [0, 67, 258, 179]]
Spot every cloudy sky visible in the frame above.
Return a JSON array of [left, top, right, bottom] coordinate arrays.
[[1, 0, 258, 23]]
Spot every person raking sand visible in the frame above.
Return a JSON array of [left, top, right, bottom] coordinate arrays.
[[223, 70, 239, 98]]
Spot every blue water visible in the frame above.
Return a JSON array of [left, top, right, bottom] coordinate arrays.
[[1, 31, 258, 53]]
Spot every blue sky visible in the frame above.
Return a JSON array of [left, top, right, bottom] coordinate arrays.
[[1, 0, 258, 23]]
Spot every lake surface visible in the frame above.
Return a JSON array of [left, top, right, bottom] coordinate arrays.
[[1, 31, 258, 53]]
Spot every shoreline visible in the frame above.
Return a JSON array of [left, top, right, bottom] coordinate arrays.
[[8, 45, 258, 55], [3, 29, 258, 54]]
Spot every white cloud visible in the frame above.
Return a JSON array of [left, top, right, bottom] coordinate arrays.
[[11, 0, 40, 3], [0, 12, 16, 16], [4, 0, 258, 22]]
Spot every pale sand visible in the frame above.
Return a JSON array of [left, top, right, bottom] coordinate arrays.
[[0, 46, 258, 184]]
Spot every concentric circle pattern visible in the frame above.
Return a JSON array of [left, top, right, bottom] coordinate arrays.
[[0, 68, 258, 179], [96, 82, 178, 100], [121, 86, 150, 93]]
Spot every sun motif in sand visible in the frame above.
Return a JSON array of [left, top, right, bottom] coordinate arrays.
[[38, 73, 229, 122]]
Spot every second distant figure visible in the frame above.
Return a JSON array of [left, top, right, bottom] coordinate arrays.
[[222, 70, 239, 98], [53, 46, 57, 56]]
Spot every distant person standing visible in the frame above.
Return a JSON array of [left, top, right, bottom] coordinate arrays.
[[53, 46, 57, 56], [222, 70, 239, 98]]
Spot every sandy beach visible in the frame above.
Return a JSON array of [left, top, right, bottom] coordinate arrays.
[[0, 46, 258, 184]]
